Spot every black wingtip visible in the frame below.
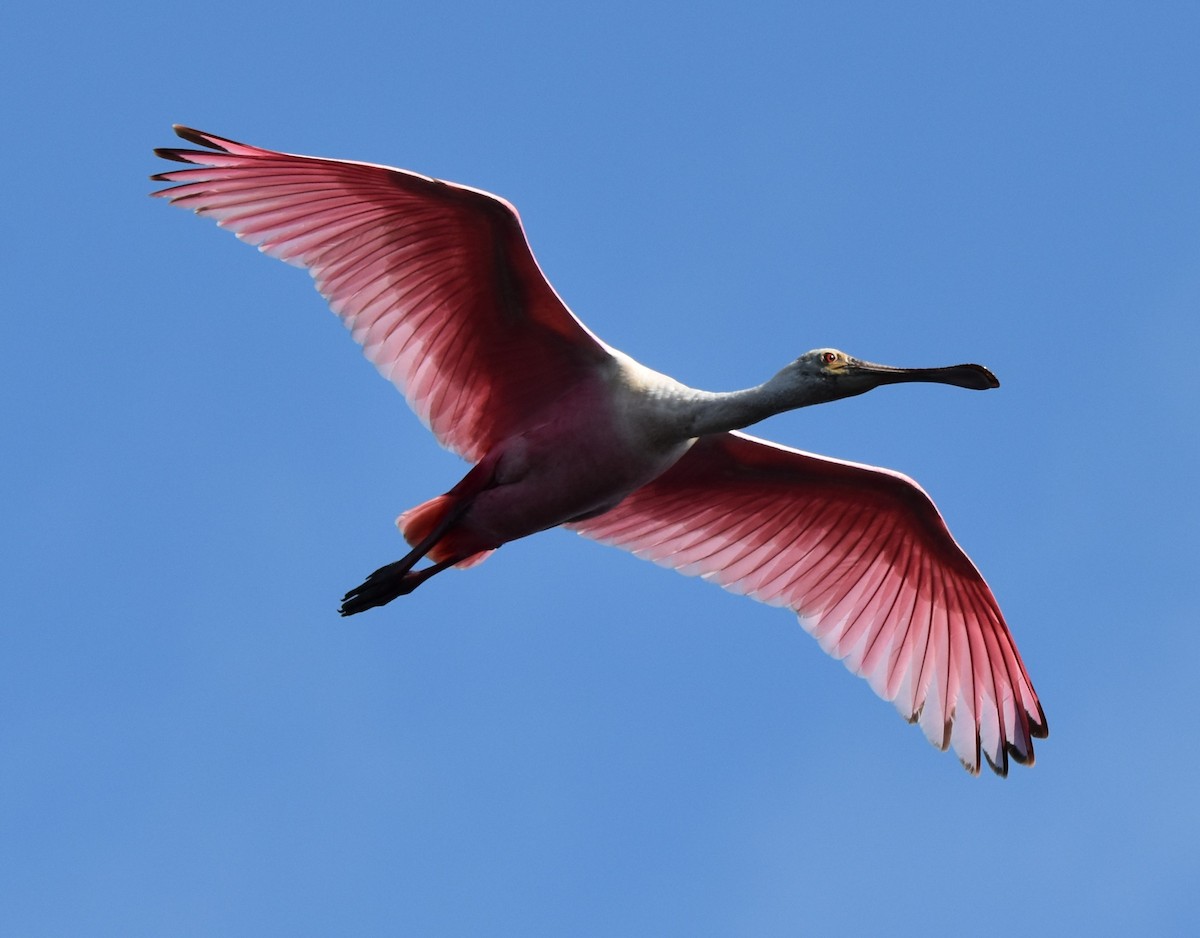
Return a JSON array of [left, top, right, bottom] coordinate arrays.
[[982, 747, 1009, 778], [152, 146, 194, 164], [171, 125, 229, 151]]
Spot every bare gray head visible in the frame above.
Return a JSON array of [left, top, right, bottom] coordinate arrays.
[[780, 348, 999, 405], [682, 348, 999, 437]]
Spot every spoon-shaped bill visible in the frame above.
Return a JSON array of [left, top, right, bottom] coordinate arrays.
[[849, 359, 999, 391]]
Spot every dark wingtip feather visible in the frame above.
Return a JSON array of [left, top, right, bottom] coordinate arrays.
[[1007, 741, 1033, 767], [983, 746, 1010, 777], [172, 125, 229, 151], [152, 147, 193, 164]]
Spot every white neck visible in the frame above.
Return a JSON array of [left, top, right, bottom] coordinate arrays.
[[674, 370, 831, 438]]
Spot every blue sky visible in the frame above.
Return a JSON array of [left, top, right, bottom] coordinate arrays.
[[4, 2, 1198, 935]]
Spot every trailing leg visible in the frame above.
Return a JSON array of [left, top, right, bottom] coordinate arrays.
[[339, 554, 466, 616], [339, 451, 506, 616]]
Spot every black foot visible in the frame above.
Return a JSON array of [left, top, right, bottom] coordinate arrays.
[[339, 554, 462, 616], [339, 559, 424, 616]]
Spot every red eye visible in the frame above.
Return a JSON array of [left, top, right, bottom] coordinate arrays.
[[822, 352, 838, 364]]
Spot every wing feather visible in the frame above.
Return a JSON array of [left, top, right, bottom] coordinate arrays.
[[570, 431, 1047, 775], [153, 126, 612, 460]]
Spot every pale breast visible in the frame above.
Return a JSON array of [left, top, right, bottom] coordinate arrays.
[[458, 360, 698, 546]]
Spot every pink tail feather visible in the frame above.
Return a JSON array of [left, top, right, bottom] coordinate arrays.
[[397, 496, 493, 569]]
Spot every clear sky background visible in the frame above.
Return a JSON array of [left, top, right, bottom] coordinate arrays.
[[4, 3, 1198, 935]]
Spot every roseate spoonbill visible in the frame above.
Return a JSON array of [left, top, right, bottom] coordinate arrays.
[[152, 126, 1046, 775]]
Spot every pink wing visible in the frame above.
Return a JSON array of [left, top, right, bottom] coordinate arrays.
[[152, 126, 612, 461], [569, 431, 1047, 775]]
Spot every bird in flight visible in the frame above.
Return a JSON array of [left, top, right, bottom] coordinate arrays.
[[153, 126, 1046, 775]]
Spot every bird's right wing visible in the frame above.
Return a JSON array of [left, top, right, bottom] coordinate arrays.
[[568, 431, 1047, 775], [152, 126, 613, 462]]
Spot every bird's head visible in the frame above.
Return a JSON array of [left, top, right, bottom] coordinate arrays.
[[776, 348, 999, 406]]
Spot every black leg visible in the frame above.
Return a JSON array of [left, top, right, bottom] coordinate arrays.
[[339, 554, 464, 616]]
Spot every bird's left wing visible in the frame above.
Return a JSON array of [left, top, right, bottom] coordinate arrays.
[[568, 431, 1047, 775], [152, 126, 612, 462]]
